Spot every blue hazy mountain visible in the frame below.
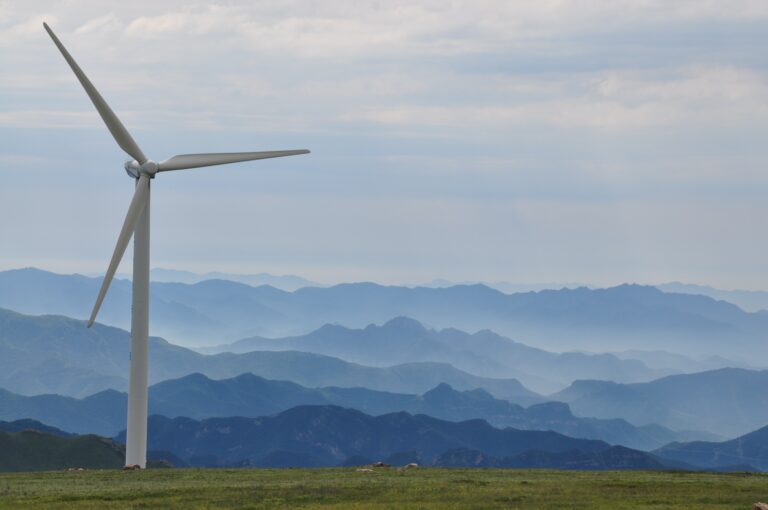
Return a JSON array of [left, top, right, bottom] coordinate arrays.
[[147, 268, 319, 291], [0, 373, 705, 450], [0, 307, 537, 402], [1, 268, 766, 361], [0, 388, 126, 437], [431, 280, 768, 314], [552, 368, 768, 437], [114, 405, 680, 469], [654, 424, 768, 471], [657, 282, 768, 313], [204, 317, 669, 393], [610, 349, 751, 373], [0, 268, 220, 347]]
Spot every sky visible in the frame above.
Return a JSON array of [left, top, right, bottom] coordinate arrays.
[[1, 1, 768, 289]]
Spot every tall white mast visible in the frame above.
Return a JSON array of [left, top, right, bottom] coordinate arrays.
[[126, 181, 150, 467]]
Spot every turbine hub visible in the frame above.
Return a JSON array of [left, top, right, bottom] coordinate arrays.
[[140, 160, 158, 176]]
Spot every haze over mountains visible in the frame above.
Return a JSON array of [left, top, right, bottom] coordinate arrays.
[[109, 268, 320, 292], [96, 270, 768, 312], [553, 369, 768, 437], [429, 279, 768, 314], [654, 424, 768, 471], [2, 266, 768, 471], [204, 317, 671, 393], [656, 283, 768, 314], [0, 372, 710, 450], [2, 269, 768, 366], [0, 307, 536, 402], [2, 304, 764, 439]]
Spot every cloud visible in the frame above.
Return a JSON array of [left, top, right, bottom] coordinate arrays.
[[0, 110, 99, 129], [125, 5, 241, 37], [75, 13, 121, 34], [0, 13, 58, 45], [3, 0, 768, 287]]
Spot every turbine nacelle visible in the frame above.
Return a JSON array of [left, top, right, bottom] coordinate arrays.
[[124, 160, 157, 179]]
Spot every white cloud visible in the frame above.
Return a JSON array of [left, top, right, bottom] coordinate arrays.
[[0, 13, 58, 44], [0, 110, 99, 128], [75, 13, 121, 34], [3, 0, 768, 287], [125, 5, 243, 37]]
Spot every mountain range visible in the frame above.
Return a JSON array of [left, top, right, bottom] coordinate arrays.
[[2, 268, 768, 363], [0, 373, 711, 450], [3, 305, 766, 438], [6, 411, 767, 472], [203, 316, 670, 393], [6, 409, 765, 472], [0, 411, 692, 472], [657, 282, 768, 313], [142, 268, 319, 291], [610, 349, 751, 373], [4, 266, 766, 472], [553, 368, 768, 437], [654, 424, 768, 471], [426, 280, 768, 314], [115, 405, 682, 469], [0, 307, 536, 402]]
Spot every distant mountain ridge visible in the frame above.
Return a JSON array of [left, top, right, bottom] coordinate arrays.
[[657, 282, 768, 313], [0, 307, 537, 402], [0, 373, 707, 450], [92, 268, 319, 290], [147, 268, 320, 291], [2, 268, 768, 360], [425, 280, 768, 314], [553, 368, 768, 437], [610, 349, 751, 373], [205, 317, 670, 393], [654, 424, 768, 471], [1, 306, 763, 439]]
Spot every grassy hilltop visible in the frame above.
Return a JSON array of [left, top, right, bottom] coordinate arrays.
[[0, 468, 766, 509]]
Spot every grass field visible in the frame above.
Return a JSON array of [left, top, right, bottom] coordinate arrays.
[[0, 468, 766, 509]]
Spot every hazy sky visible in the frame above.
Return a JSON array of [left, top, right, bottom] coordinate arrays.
[[2, 1, 768, 288]]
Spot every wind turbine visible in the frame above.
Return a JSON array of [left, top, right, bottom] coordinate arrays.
[[44, 23, 309, 468]]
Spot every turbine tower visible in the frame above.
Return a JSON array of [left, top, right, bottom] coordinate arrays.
[[44, 23, 309, 468]]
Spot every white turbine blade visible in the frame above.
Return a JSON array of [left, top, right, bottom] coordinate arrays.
[[88, 175, 150, 327], [157, 150, 310, 172], [43, 22, 147, 164]]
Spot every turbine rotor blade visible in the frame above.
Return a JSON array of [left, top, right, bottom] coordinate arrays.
[[88, 175, 150, 327], [43, 22, 147, 164], [157, 150, 310, 172]]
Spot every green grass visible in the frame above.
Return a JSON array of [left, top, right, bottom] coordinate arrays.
[[0, 468, 766, 509]]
